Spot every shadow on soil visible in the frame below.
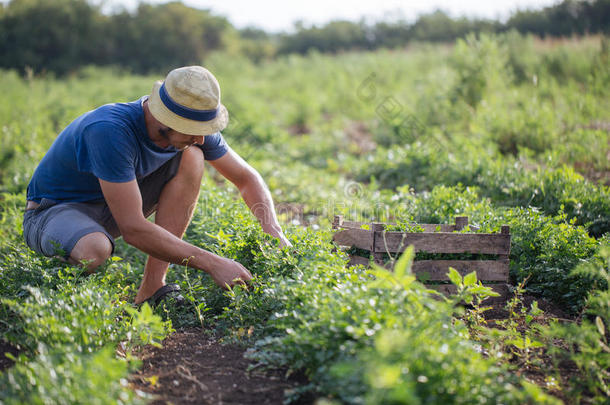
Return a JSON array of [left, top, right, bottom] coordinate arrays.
[[130, 328, 314, 405]]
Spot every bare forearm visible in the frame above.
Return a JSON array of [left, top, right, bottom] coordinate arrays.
[[238, 173, 283, 236], [123, 220, 223, 273], [208, 151, 290, 247], [99, 176, 252, 288]]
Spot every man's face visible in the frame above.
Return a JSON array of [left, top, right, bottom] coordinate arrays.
[[159, 127, 205, 151]]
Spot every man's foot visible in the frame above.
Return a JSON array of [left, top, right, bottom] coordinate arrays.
[[140, 283, 185, 308]]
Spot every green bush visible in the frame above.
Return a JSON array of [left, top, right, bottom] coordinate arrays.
[[541, 244, 610, 403], [358, 144, 609, 236], [351, 324, 558, 405], [502, 208, 601, 313], [450, 33, 511, 107], [0, 346, 142, 405], [2, 282, 166, 354]]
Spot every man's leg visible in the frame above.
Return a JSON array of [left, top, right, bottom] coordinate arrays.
[[70, 232, 113, 272], [23, 200, 115, 272], [135, 146, 204, 304]]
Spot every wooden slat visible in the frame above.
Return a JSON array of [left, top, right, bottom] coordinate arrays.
[[412, 260, 509, 281], [374, 232, 510, 255], [335, 222, 481, 232], [345, 256, 509, 281], [454, 216, 468, 231], [340, 220, 370, 229], [336, 223, 483, 232], [372, 223, 385, 265], [401, 224, 480, 232], [332, 215, 344, 229], [347, 255, 370, 267], [333, 228, 373, 251]]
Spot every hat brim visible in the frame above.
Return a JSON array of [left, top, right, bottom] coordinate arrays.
[[148, 81, 229, 136]]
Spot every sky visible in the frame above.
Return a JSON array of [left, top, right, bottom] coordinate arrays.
[[1, 0, 561, 33], [108, 0, 560, 32]]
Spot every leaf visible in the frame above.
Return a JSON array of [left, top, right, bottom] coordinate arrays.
[[469, 285, 500, 297], [505, 338, 525, 350], [368, 265, 398, 289], [463, 271, 477, 287], [145, 375, 159, 387], [447, 267, 462, 286], [394, 245, 414, 280], [399, 275, 417, 290], [416, 271, 431, 283]]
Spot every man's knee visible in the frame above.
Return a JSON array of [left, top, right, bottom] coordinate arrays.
[[178, 146, 205, 182], [70, 232, 113, 270]]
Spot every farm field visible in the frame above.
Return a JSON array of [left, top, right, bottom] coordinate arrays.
[[0, 33, 609, 404]]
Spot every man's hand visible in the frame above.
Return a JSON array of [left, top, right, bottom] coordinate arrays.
[[208, 257, 253, 289], [262, 226, 292, 248], [274, 231, 293, 248]]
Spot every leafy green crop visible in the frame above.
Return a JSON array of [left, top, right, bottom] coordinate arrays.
[[1, 345, 143, 405]]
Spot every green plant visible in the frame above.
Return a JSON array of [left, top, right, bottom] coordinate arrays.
[[2, 280, 166, 354], [541, 245, 610, 403], [0, 345, 144, 405], [470, 280, 546, 368]]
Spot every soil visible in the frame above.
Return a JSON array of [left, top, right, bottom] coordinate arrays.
[[287, 123, 311, 136], [276, 202, 306, 225], [479, 293, 581, 404], [0, 340, 19, 372], [344, 121, 376, 154], [130, 328, 312, 405], [483, 293, 571, 321]]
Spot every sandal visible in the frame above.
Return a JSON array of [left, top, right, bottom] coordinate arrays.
[[142, 283, 186, 308]]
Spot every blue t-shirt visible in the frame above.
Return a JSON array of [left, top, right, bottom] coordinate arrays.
[[27, 97, 228, 203]]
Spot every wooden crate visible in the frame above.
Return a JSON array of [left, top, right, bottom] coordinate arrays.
[[332, 215, 511, 299]]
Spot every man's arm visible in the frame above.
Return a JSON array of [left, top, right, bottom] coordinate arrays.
[[99, 178, 252, 287], [209, 148, 292, 248]]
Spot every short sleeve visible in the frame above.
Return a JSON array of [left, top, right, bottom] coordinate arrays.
[[197, 132, 228, 160], [76, 121, 137, 182]]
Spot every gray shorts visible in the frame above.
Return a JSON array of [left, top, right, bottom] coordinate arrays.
[[23, 153, 182, 258]]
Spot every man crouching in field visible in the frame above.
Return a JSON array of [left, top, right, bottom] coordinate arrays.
[[23, 66, 291, 306]]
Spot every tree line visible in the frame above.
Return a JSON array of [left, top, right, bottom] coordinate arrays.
[[0, 0, 230, 75], [0, 0, 609, 75], [275, 0, 610, 55]]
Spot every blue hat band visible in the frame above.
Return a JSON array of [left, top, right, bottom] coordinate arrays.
[[159, 82, 219, 122]]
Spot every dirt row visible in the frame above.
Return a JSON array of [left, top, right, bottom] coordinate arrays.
[[130, 328, 311, 405]]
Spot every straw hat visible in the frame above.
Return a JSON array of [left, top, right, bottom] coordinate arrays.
[[148, 66, 229, 136]]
